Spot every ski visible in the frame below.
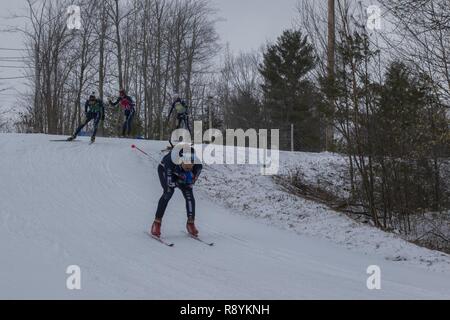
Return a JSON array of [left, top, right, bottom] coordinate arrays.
[[187, 233, 214, 246], [153, 236, 175, 247], [49, 139, 81, 142], [145, 232, 174, 247]]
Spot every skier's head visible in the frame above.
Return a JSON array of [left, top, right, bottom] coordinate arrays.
[[173, 93, 181, 103], [172, 143, 196, 171], [119, 89, 126, 97], [89, 93, 96, 103], [180, 152, 195, 172]]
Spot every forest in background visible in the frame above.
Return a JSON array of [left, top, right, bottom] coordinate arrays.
[[3, 0, 450, 250]]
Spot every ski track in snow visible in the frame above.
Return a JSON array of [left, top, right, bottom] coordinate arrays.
[[0, 133, 449, 299]]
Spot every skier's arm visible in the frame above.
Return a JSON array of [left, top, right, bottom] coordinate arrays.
[[128, 96, 136, 109], [162, 155, 176, 188], [84, 101, 89, 114], [110, 97, 120, 107], [192, 163, 203, 183], [100, 101, 105, 120], [168, 101, 177, 121], [166, 167, 175, 187]]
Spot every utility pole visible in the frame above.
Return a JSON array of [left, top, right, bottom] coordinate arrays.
[[207, 95, 213, 130], [99, 1, 107, 137], [291, 124, 294, 152], [207, 96, 214, 143], [327, 0, 336, 151]]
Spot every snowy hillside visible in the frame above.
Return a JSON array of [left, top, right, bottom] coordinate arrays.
[[0, 133, 449, 299], [201, 151, 450, 273]]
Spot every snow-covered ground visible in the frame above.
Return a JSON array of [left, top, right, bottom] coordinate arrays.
[[201, 150, 450, 273], [0, 133, 449, 299]]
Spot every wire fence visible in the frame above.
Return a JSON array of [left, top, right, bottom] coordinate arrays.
[[277, 123, 324, 152]]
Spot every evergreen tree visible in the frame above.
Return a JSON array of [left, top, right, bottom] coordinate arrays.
[[226, 91, 263, 130], [259, 30, 324, 151], [376, 62, 426, 157], [375, 62, 450, 214]]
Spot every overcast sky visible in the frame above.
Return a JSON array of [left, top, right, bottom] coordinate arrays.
[[212, 0, 298, 52], [0, 0, 299, 110]]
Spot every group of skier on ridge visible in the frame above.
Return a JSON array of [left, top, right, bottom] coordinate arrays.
[[66, 90, 200, 239], [67, 89, 136, 143]]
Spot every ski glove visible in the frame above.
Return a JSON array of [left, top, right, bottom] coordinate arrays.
[[184, 172, 194, 185]]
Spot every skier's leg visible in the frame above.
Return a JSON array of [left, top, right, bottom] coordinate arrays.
[[176, 116, 186, 142], [182, 187, 198, 236], [125, 111, 130, 135], [73, 114, 92, 137], [92, 113, 101, 138], [127, 110, 135, 135], [122, 110, 130, 136], [155, 164, 175, 220], [156, 190, 174, 220], [157, 164, 167, 187], [181, 187, 195, 220], [185, 115, 192, 136], [122, 115, 127, 136], [180, 116, 185, 130]]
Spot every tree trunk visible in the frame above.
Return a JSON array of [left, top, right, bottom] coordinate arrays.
[[99, 1, 107, 136], [114, 0, 124, 90]]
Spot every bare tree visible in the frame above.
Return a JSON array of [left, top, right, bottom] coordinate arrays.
[[18, 0, 219, 140], [379, 0, 450, 102], [23, 0, 79, 134], [216, 49, 263, 130], [69, 1, 99, 132]]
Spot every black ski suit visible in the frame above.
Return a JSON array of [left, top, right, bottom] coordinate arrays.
[[73, 99, 105, 139], [111, 95, 136, 136], [168, 99, 190, 133], [155, 153, 202, 220]]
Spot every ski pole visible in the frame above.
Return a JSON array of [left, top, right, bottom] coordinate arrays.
[[131, 144, 150, 157], [131, 144, 161, 164]]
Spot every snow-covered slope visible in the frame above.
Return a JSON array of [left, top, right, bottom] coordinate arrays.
[[201, 151, 450, 273], [0, 134, 449, 299]]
